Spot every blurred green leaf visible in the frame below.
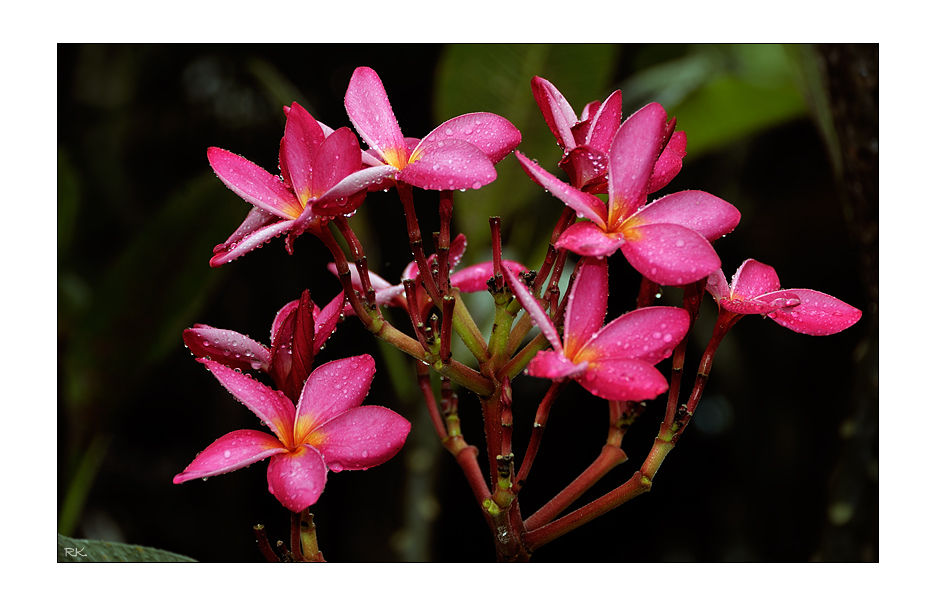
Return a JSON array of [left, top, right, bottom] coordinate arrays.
[[621, 44, 808, 157], [63, 172, 243, 414], [247, 56, 314, 116], [58, 534, 197, 562], [434, 44, 618, 265]]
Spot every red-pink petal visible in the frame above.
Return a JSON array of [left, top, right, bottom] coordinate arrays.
[[515, 152, 607, 228], [312, 291, 346, 355], [607, 103, 668, 226], [576, 358, 670, 401], [450, 260, 527, 293], [634, 190, 741, 241], [705, 269, 731, 301], [314, 406, 410, 472], [345, 67, 407, 166], [720, 292, 801, 315], [648, 130, 687, 193], [214, 207, 278, 255], [402, 138, 497, 191], [294, 355, 375, 444], [281, 102, 326, 201], [730, 259, 782, 299], [201, 359, 297, 445], [579, 306, 689, 366], [449, 233, 468, 268], [266, 445, 328, 512], [619, 222, 721, 286], [584, 90, 622, 153], [563, 257, 608, 360], [208, 217, 297, 267], [526, 350, 589, 380], [184, 326, 270, 373], [531, 76, 578, 151], [555, 221, 626, 258], [422, 113, 521, 164], [765, 289, 862, 335], [503, 266, 563, 352], [315, 165, 398, 214], [207, 147, 303, 219], [307, 127, 363, 200], [173, 429, 288, 484], [559, 145, 609, 191]]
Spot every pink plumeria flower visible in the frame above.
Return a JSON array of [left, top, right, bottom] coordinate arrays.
[[531, 76, 686, 194], [174, 354, 411, 513], [516, 102, 740, 286], [505, 257, 689, 401], [327, 233, 527, 316], [207, 102, 398, 266], [183, 290, 345, 402], [706, 259, 862, 335], [344, 66, 521, 191]]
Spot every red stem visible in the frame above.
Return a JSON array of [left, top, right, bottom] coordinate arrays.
[[417, 361, 448, 442], [397, 181, 442, 304]]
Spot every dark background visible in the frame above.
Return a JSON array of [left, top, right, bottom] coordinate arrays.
[[57, 44, 877, 562]]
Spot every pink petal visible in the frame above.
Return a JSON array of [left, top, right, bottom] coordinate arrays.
[[402, 138, 497, 191], [307, 127, 364, 201], [209, 217, 297, 267], [314, 406, 410, 471], [422, 113, 521, 164], [515, 151, 607, 228], [183, 325, 270, 373], [562, 257, 609, 360], [526, 350, 589, 380], [583, 90, 622, 153], [576, 358, 670, 401], [607, 103, 668, 226], [531, 76, 578, 151], [765, 289, 862, 335], [449, 260, 527, 293], [559, 145, 609, 191], [200, 359, 297, 446], [503, 266, 563, 352], [720, 291, 801, 315], [207, 147, 303, 219], [619, 222, 722, 286], [214, 207, 278, 254], [555, 221, 626, 258], [173, 429, 288, 483], [579, 306, 689, 366], [314, 165, 398, 214], [281, 102, 326, 201], [294, 355, 375, 444], [312, 291, 346, 354], [705, 269, 731, 301], [344, 67, 407, 167], [730, 259, 782, 299], [271, 299, 299, 346], [634, 190, 741, 241], [449, 233, 468, 268], [648, 130, 687, 193], [266, 445, 329, 512]]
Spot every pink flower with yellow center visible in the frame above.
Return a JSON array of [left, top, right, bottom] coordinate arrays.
[[174, 354, 410, 513], [516, 102, 740, 286], [706, 259, 862, 335], [344, 66, 521, 191], [208, 102, 398, 266], [505, 257, 690, 401]]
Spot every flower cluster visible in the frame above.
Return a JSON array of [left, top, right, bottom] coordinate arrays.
[[178, 65, 863, 561]]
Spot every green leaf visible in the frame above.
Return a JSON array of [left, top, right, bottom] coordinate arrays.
[[58, 534, 197, 562], [434, 44, 618, 265]]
